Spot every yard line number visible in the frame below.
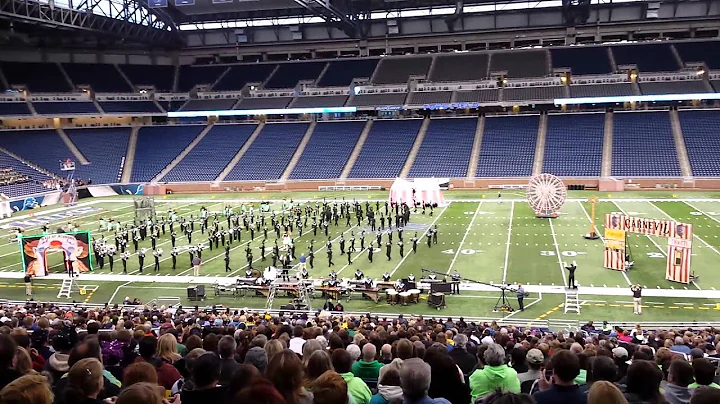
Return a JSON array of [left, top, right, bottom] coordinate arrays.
[[540, 250, 585, 257], [442, 249, 483, 255]]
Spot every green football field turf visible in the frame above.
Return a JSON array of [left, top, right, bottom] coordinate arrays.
[[2, 190, 720, 325]]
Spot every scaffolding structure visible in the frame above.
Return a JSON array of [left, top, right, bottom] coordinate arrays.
[[134, 197, 156, 223], [60, 160, 77, 206]]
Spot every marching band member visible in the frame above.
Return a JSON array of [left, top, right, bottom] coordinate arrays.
[[396, 279, 406, 292], [121, 251, 129, 273], [107, 245, 116, 272], [329, 270, 337, 280], [138, 248, 146, 273], [382, 272, 391, 282], [354, 269, 364, 281], [408, 273, 416, 282], [245, 267, 254, 278], [300, 267, 309, 279], [153, 248, 162, 272], [171, 247, 178, 270], [364, 277, 374, 289]]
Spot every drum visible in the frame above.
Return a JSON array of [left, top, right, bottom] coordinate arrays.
[[386, 289, 398, 304], [399, 291, 411, 306], [408, 289, 421, 304]]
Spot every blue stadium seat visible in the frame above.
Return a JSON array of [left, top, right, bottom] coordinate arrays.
[[264, 62, 326, 89], [177, 65, 229, 92], [65, 128, 131, 184], [0, 129, 74, 175], [224, 123, 309, 181], [213, 64, 277, 91], [372, 57, 432, 84], [62, 63, 133, 93], [348, 120, 422, 178], [674, 41, 720, 69], [678, 110, 720, 176], [0, 62, 72, 93], [33, 102, 99, 115], [0, 151, 54, 197], [318, 59, 379, 87], [430, 54, 489, 82], [543, 113, 604, 176], [99, 101, 161, 114], [550, 47, 613, 75], [490, 51, 549, 78], [289, 121, 365, 180], [118, 64, 175, 92], [612, 112, 681, 176], [131, 126, 206, 182], [476, 116, 538, 177], [610, 44, 680, 72], [0, 103, 32, 116], [164, 124, 257, 182], [408, 118, 476, 178]]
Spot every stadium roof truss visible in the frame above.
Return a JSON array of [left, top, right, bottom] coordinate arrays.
[[0, 0, 184, 47]]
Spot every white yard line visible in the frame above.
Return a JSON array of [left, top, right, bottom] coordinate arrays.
[[548, 218, 568, 286], [577, 201, 631, 286], [108, 280, 134, 304], [390, 203, 450, 278], [648, 201, 720, 290], [501, 291, 542, 320], [448, 202, 482, 275], [684, 201, 720, 225], [501, 201, 514, 284]]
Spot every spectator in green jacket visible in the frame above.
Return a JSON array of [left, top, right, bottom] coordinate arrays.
[[689, 358, 720, 390], [469, 343, 520, 402], [352, 344, 384, 381], [333, 348, 372, 404]]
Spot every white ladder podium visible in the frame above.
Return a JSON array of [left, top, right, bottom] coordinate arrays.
[[564, 288, 581, 314], [57, 279, 74, 299], [57, 278, 97, 299]]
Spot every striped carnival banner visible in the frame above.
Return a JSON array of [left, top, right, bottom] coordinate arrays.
[[604, 248, 625, 271], [604, 214, 693, 284], [603, 228, 626, 271]]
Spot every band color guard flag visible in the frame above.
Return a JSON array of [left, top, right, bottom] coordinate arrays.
[[605, 214, 693, 283]]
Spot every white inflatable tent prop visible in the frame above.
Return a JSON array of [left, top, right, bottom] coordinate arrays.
[[389, 178, 447, 207]]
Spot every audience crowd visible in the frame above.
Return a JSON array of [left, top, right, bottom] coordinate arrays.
[[0, 301, 719, 404]]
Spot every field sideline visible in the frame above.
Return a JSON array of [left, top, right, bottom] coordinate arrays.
[[1, 190, 720, 324]]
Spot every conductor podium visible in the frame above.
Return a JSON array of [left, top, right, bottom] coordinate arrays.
[[187, 285, 206, 301]]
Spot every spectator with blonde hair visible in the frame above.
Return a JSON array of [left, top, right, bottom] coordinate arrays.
[[266, 339, 286, 362], [0, 374, 53, 404], [588, 381, 628, 404], [156, 334, 181, 364]]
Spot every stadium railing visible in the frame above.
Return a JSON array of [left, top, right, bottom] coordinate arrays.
[[5, 298, 720, 332]]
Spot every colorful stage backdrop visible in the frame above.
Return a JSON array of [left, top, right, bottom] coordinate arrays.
[[20, 231, 93, 277]]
